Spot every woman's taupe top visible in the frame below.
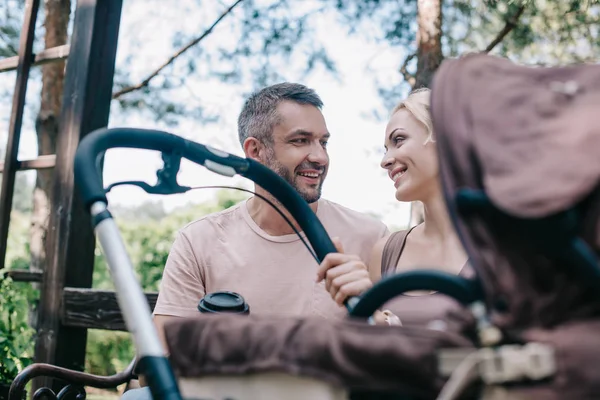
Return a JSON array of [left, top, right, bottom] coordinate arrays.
[[379, 228, 472, 327]]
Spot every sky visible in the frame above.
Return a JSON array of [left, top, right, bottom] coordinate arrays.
[[0, 0, 413, 229]]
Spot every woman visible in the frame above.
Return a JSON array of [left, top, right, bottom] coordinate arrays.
[[316, 88, 470, 326]]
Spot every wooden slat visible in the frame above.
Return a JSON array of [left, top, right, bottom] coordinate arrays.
[[0, 0, 41, 270], [0, 44, 70, 73], [34, 0, 124, 388], [6, 268, 43, 282], [0, 154, 56, 173], [61, 288, 158, 331]]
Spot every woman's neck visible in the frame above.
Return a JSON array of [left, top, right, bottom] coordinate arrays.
[[419, 189, 456, 243], [412, 186, 469, 275]]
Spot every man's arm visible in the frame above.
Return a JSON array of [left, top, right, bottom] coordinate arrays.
[[134, 315, 181, 388], [152, 230, 207, 319], [153, 314, 180, 354]]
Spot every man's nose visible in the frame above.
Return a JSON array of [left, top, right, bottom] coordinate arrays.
[[307, 142, 328, 165]]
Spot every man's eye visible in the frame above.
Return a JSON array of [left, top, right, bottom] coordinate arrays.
[[292, 138, 308, 144], [321, 141, 328, 148]]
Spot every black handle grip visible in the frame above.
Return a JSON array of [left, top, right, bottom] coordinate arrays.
[[348, 269, 481, 318], [74, 128, 359, 310]]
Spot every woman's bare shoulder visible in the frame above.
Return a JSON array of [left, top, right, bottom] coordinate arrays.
[[368, 231, 406, 281]]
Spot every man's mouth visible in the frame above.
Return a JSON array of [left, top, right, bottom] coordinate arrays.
[[297, 170, 322, 184]]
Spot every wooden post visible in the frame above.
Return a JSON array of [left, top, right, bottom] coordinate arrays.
[[33, 0, 123, 392]]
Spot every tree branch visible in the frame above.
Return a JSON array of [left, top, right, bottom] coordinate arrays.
[[483, 4, 526, 53], [399, 52, 416, 87], [112, 0, 244, 99]]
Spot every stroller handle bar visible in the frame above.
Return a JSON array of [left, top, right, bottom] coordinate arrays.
[[74, 127, 360, 308], [74, 127, 364, 400]]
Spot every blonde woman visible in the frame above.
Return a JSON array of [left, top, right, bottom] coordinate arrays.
[[317, 88, 471, 326]]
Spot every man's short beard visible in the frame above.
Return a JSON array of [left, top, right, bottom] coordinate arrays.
[[264, 150, 323, 204]]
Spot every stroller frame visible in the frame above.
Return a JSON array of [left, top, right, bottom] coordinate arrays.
[[19, 57, 599, 398]]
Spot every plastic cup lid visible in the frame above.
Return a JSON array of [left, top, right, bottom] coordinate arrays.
[[198, 291, 249, 314]]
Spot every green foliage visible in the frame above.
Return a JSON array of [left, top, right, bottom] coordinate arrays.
[[0, 0, 22, 58], [3, 0, 598, 127], [112, 0, 339, 126], [0, 209, 41, 384], [331, 0, 599, 109], [6, 210, 32, 271], [0, 272, 35, 384], [85, 330, 135, 377]]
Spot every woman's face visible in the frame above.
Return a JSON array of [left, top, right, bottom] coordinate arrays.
[[381, 108, 439, 202]]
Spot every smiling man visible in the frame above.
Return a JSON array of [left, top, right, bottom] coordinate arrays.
[[151, 83, 389, 346]]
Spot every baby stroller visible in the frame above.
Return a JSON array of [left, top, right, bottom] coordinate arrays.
[[69, 53, 598, 400]]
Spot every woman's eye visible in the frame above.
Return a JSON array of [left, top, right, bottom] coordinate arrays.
[[393, 135, 406, 145]]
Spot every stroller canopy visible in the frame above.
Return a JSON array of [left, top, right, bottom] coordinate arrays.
[[431, 53, 600, 329]]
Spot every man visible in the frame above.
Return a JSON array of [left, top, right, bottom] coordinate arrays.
[[152, 82, 389, 343], [122, 83, 388, 399]]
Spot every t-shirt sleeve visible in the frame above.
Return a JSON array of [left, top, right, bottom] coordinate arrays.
[[378, 221, 391, 239], [153, 231, 206, 318], [352, 219, 391, 265]]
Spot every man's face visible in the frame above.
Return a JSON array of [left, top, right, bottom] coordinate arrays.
[[262, 101, 330, 203]]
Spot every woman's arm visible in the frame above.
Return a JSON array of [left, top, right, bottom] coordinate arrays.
[[367, 235, 403, 326], [367, 234, 390, 284]]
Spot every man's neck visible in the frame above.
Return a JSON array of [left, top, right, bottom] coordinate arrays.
[[246, 187, 319, 236]]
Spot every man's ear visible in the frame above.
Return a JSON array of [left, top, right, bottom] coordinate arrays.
[[243, 137, 264, 162]]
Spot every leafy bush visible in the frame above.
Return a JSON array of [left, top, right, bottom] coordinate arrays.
[[86, 330, 135, 377], [0, 271, 35, 385]]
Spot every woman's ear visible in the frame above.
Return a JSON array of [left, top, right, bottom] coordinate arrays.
[[243, 137, 263, 162]]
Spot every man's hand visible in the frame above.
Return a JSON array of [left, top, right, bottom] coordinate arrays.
[[316, 238, 374, 306]]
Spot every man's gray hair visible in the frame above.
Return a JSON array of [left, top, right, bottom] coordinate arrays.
[[237, 82, 324, 146]]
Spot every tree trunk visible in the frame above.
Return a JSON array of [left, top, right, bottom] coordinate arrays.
[[30, 0, 71, 328], [408, 0, 442, 227], [413, 0, 443, 89]]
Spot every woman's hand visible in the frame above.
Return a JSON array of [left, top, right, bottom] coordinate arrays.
[[372, 310, 402, 326], [316, 238, 374, 306]]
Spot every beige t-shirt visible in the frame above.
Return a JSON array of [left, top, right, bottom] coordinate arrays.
[[153, 198, 389, 320]]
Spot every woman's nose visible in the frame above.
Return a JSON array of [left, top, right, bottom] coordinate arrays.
[[380, 153, 394, 169]]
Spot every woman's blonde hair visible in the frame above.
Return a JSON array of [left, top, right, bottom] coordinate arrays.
[[391, 88, 434, 143]]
